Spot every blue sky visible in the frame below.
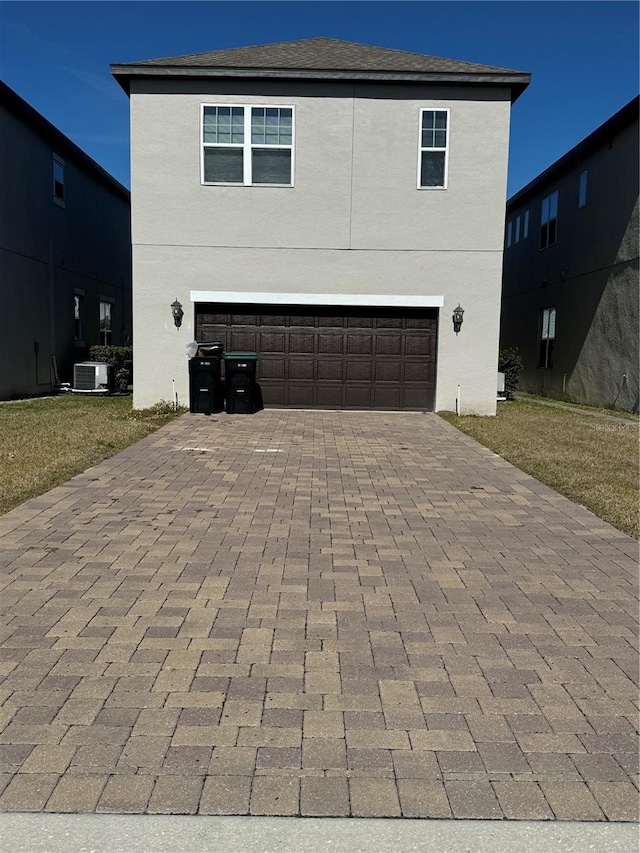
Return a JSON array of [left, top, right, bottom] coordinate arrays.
[[0, 1, 637, 196]]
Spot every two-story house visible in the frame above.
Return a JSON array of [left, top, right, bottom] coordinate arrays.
[[111, 38, 529, 414], [501, 95, 639, 413], [0, 81, 132, 400]]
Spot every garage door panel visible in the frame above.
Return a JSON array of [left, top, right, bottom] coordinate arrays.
[[317, 386, 344, 408], [289, 333, 314, 354], [347, 361, 373, 381], [195, 304, 436, 410], [289, 359, 314, 381], [259, 332, 286, 353], [375, 336, 402, 356], [317, 360, 343, 381], [231, 332, 257, 351], [260, 358, 285, 380], [318, 334, 344, 354], [404, 335, 432, 356], [347, 335, 373, 355]]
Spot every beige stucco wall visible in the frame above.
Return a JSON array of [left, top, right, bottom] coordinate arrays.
[[130, 79, 512, 413]]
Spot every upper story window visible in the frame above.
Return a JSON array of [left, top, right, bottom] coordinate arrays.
[[540, 190, 558, 249], [202, 105, 294, 186], [53, 154, 65, 206], [523, 209, 530, 239], [506, 220, 513, 248], [578, 170, 588, 208], [419, 109, 449, 189], [514, 215, 521, 243]]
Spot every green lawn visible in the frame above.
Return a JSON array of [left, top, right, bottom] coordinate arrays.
[[440, 400, 639, 539], [0, 396, 184, 515]]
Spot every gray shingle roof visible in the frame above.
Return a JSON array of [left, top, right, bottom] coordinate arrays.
[[118, 37, 522, 76], [111, 37, 530, 101]]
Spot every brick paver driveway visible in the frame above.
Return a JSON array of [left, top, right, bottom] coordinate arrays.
[[0, 411, 637, 820]]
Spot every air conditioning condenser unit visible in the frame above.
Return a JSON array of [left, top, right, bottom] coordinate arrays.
[[73, 362, 110, 391]]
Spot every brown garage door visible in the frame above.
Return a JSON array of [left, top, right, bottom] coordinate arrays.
[[196, 304, 438, 410]]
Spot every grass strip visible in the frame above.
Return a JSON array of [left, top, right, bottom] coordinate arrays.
[[0, 396, 184, 515], [440, 400, 639, 539]]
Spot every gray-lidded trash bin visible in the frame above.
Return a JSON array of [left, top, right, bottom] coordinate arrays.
[[189, 345, 224, 415]]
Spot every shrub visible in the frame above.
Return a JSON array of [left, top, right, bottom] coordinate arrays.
[[498, 347, 524, 396], [89, 346, 132, 393]]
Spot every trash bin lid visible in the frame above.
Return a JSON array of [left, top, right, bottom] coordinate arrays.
[[223, 352, 258, 360]]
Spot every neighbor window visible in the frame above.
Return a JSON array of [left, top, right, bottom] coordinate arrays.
[[74, 294, 83, 341], [514, 215, 521, 243], [202, 105, 293, 186], [540, 190, 558, 249], [523, 209, 530, 239], [578, 170, 588, 208], [539, 307, 556, 368], [99, 301, 113, 345], [506, 220, 513, 248], [53, 154, 65, 205], [419, 109, 449, 188]]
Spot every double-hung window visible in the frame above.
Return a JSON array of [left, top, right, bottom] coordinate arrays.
[[540, 190, 558, 249], [419, 109, 449, 188], [100, 301, 113, 345], [202, 105, 294, 186], [539, 307, 556, 368]]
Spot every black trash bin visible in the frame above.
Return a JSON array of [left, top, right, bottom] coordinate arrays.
[[189, 349, 224, 415], [223, 352, 263, 414]]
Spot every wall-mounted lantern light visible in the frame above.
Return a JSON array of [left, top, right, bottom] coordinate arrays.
[[171, 298, 184, 329], [452, 304, 464, 335]]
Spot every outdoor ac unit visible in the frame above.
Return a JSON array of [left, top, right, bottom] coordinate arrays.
[[73, 362, 110, 391]]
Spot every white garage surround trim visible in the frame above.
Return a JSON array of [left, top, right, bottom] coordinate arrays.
[[190, 291, 445, 308]]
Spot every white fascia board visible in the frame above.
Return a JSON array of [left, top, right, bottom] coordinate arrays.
[[190, 291, 445, 308]]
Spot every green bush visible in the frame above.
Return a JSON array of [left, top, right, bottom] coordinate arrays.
[[89, 345, 133, 393], [498, 347, 524, 396]]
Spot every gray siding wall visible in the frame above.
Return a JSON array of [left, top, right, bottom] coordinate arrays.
[[0, 103, 132, 399], [501, 116, 639, 412], [130, 79, 512, 413]]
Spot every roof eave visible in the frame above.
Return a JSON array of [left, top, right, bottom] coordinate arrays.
[[110, 65, 530, 102], [507, 94, 640, 208]]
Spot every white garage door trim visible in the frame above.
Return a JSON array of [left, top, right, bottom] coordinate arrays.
[[190, 291, 444, 308]]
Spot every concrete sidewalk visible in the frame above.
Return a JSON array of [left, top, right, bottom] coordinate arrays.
[[0, 411, 637, 821]]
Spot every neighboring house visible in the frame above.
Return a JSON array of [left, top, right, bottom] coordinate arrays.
[[111, 37, 529, 413], [501, 96, 639, 413], [0, 81, 132, 400]]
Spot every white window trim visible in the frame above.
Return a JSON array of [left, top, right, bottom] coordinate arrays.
[[200, 103, 295, 188], [53, 153, 65, 207], [417, 107, 450, 190], [578, 170, 588, 208]]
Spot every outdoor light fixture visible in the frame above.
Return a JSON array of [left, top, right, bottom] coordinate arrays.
[[452, 304, 464, 335], [171, 298, 184, 329]]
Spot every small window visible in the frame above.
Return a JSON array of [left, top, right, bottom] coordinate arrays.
[[506, 220, 513, 248], [540, 190, 558, 249], [202, 105, 293, 186], [74, 294, 83, 341], [523, 209, 530, 239], [514, 215, 521, 244], [100, 301, 113, 345], [578, 170, 588, 208], [53, 154, 65, 206], [419, 109, 449, 189], [539, 307, 556, 368]]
